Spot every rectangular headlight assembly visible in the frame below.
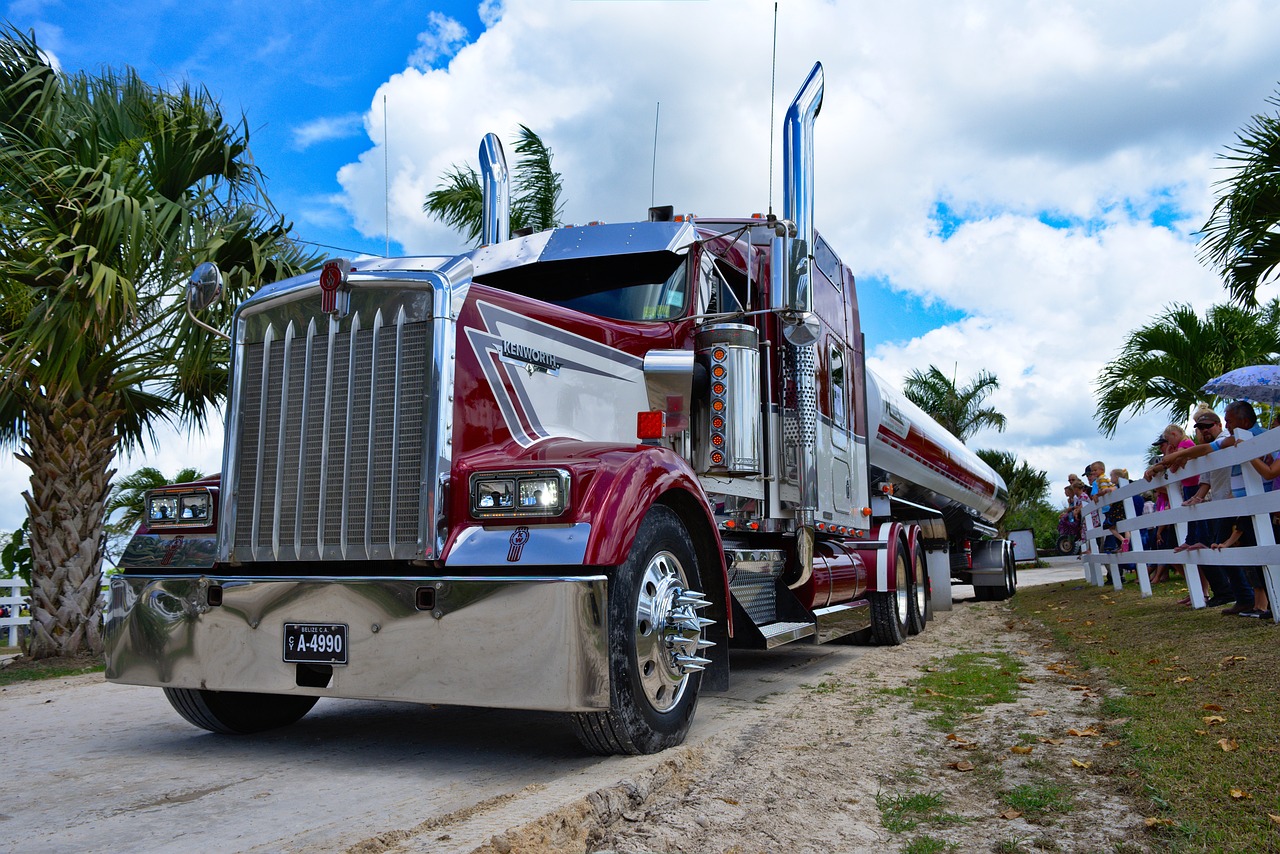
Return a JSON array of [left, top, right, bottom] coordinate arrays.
[[145, 489, 213, 527], [471, 469, 570, 518]]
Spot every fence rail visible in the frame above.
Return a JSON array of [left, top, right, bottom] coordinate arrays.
[[1081, 424, 1280, 623], [0, 577, 114, 649]]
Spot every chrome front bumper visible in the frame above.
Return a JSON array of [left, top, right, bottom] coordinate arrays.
[[104, 574, 610, 712]]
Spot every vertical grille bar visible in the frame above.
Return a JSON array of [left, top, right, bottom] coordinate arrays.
[[250, 324, 275, 561], [389, 306, 405, 552], [272, 322, 295, 560], [317, 318, 337, 554], [294, 319, 317, 558], [340, 312, 360, 560], [365, 309, 383, 558]]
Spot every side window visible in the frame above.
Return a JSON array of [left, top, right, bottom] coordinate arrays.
[[829, 344, 846, 428]]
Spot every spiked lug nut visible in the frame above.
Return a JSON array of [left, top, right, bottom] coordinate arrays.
[[675, 616, 716, 632], [675, 591, 712, 609], [674, 653, 713, 671], [669, 635, 716, 652]]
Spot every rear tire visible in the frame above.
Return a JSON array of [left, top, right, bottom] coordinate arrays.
[[871, 542, 910, 645], [907, 541, 928, 635], [163, 688, 318, 734], [870, 591, 906, 645], [572, 505, 707, 755], [1056, 534, 1076, 556]]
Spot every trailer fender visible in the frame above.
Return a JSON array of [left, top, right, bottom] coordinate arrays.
[[857, 522, 906, 593]]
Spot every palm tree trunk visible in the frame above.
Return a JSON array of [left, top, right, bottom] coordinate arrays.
[[16, 394, 121, 658]]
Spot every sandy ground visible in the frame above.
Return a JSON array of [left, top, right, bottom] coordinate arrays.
[[471, 594, 1155, 854]]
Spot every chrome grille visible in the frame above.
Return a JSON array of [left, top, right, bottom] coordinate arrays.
[[231, 306, 430, 562]]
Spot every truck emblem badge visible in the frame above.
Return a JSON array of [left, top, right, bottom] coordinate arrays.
[[501, 340, 561, 375], [318, 259, 352, 317], [507, 526, 530, 561]]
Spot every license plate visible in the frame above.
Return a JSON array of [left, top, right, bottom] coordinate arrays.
[[283, 623, 348, 665]]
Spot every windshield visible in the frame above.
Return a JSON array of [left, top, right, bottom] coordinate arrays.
[[474, 252, 688, 322]]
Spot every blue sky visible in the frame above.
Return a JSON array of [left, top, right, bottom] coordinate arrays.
[[3, 0, 1280, 537]]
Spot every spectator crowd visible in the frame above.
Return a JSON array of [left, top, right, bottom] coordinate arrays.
[[1059, 401, 1276, 621]]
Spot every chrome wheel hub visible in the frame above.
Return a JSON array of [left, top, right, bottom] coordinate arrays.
[[634, 550, 714, 713]]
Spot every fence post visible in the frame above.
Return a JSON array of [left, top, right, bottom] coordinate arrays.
[[1240, 455, 1279, 623]]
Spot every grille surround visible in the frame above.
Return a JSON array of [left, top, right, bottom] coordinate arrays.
[[222, 279, 447, 564]]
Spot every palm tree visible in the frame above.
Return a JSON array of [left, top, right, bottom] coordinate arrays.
[[423, 124, 563, 244], [902, 365, 1007, 443], [1093, 300, 1280, 436], [0, 28, 320, 658], [1200, 89, 1280, 307], [104, 466, 205, 562], [976, 449, 1050, 527]]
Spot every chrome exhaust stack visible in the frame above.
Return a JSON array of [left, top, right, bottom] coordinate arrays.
[[775, 61, 824, 346], [479, 132, 510, 245]]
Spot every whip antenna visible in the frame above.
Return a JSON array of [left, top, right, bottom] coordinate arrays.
[[384, 94, 390, 257], [768, 2, 778, 215]]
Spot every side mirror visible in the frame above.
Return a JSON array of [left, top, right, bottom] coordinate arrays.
[[184, 262, 231, 341], [770, 234, 819, 346], [187, 262, 224, 312]]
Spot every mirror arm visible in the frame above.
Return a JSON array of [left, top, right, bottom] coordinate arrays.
[[186, 298, 231, 341]]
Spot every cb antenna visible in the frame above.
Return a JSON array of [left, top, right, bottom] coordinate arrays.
[[767, 1, 778, 216]]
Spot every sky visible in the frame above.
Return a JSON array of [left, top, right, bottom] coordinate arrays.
[[2, 0, 1279, 537]]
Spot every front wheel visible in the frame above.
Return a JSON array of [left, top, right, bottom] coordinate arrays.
[[164, 688, 318, 734], [572, 505, 711, 755]]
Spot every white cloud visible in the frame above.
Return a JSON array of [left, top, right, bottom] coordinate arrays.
[[408, 12, 470, 71], [6, 0, 1278, 534], [328, 0, 1280, 507], [290, 113, 364, 151]]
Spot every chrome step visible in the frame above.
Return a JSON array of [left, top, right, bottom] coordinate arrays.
[[759, 621, 816, 648]]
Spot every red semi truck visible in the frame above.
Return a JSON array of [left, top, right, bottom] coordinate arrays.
[[105, 62, 1012, 755]]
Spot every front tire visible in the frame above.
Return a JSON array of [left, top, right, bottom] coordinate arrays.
[[164, 688, 318, 734], [572, 505, 709, 755]]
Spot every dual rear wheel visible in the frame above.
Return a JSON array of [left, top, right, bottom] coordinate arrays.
[[871, 536, 930, 645]]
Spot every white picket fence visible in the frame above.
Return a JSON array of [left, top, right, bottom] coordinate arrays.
[[0, 576, 114, 648], [1081, 425, 1280, 623], [0, 577, 29, 648]]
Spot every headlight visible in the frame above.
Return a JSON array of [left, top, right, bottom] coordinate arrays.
[[471, 470, 570, 518], [146, 488, 214, 527]]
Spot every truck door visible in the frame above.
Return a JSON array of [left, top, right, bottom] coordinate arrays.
[[828, 340, 853, 516]]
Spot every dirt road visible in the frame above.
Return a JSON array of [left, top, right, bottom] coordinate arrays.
[[5, 563, 1151, 853]]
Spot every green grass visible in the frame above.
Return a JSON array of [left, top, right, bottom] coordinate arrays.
[[0, 654, 103, 686], [901, 835, 957, 854], [908, 651, 1024, 731], [875, 790, 970, 832], [1014, 580, 1280, 851], [1001, 782, 1074, 818]]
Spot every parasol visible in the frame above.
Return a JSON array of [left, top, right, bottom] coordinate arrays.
[[1201, 364, 1280, 405]]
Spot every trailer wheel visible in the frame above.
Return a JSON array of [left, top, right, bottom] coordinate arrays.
[[1056, 534, 1077, 556], [907, 541, 929, 635], [163, 688, 318, 734], [977, 550, 1018, 601], [572, 505, 709, 755], [870, 543, 909, 645]]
